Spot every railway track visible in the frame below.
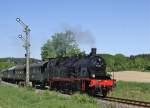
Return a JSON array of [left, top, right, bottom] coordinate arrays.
[[98, 96, 150, 108]]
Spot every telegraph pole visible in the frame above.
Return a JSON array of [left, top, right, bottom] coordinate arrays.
[[16, 18, 30, 86]]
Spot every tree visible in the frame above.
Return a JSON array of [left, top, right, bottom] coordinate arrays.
[[114, 54, 127, 71], [134, 57, 145, 70], [41, 30, 81, 60], [99, 54, 115, 72]]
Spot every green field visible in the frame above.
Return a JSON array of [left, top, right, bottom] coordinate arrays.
[[0, 84, 114, 108], [108, 81, 150, 102], [0, 81, 150, 108]]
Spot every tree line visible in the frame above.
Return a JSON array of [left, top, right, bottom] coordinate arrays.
[[99, 54, 150, 72]]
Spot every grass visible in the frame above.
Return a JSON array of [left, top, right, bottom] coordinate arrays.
[[0, 84, 114, 108], [1, 81, 149, 108], [108, 81, 150, 102]]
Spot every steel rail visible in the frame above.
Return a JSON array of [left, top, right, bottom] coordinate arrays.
[[98, 96, 150, 108]]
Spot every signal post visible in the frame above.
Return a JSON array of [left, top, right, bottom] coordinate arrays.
[[16, 18, 30, 86]]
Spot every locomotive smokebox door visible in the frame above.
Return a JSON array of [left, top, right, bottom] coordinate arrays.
[[90, 48, 97, 56]]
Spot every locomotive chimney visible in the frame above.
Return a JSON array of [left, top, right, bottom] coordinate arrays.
[[90, 48, 96, 56]]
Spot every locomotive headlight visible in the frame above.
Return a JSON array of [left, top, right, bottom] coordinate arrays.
[[92, 74, 95, 78]]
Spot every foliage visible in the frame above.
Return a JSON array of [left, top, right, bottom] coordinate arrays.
[[41, 30, 80, 60], [108, 81, 150, 102], [99, 54, 150, 72]]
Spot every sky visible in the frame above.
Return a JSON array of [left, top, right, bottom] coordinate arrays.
[[0, 0, 149, 59]]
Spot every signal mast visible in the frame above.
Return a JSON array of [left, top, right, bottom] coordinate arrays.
[[16, 18, 30, 86]]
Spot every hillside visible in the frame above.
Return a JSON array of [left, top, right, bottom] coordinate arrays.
[[0, 57, 41, 70]]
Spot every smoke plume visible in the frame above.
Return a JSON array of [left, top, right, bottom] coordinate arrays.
[[62, 25, 95, 47]]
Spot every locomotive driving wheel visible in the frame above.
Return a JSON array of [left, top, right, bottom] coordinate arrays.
[[89, 87, 96, 96], [102, 90, 107, 97]]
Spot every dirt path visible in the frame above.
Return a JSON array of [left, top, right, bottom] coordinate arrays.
[[110, 71, 150, 83]]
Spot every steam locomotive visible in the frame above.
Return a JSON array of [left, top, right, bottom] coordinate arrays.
[[0, 48, 115, 97]]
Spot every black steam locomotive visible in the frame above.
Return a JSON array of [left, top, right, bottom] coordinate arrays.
[[0, 48, 115, 97]]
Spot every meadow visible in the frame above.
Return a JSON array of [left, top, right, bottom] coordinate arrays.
[[108, 81, 150, 102], [0, 84, 113, 108], [0, 81, 149, 108]]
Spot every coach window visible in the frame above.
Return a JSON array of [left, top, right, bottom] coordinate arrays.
[[13, 70, 15, 74], [39, 67, 41, 73]]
